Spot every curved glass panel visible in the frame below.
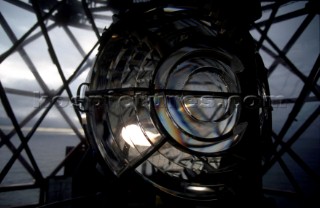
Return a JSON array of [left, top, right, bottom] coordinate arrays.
[[153, 48, 244, 154]]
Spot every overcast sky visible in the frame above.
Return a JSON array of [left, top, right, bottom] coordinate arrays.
[[0, 1, 112, 132]]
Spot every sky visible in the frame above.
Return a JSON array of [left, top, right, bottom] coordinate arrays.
[[0, 0, 113, 132]]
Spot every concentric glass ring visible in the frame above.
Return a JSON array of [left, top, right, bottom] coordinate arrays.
[[153, 47, 243, 154]]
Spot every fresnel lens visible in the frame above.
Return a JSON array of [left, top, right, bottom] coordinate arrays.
[[77, 0, 272, 204]]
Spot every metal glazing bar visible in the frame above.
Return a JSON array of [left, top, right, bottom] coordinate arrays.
[[61, 22, 105, 33], [31, 0, 69, 94], [0, 82, 43, 183], [275, 55, 320, 147], [267, 13, 315, 76], [1, 57, 95, 148], [0, 57, 94, 182], [37, 42, 99, 145], [258, 41, 280, 60], [0, 102, 45, 148], [0, 23, 82, 155], [4, 0, 34, 13], [0, 23, 91, 180], [51, 45, 99, 141], [257, 2, 280, 49], [26, 91, 84, 141], [0, 94, 53, 147], [8, 93, 61, 181], [254, 26, 320, 99], [277, 157, 304, 197], [282, 106, 320, 151], [82, 0, 101, 39], [255, 8, 307, 28], [69, 42, 97, 81], [271, 96, 319, 105], [3, 88, 38, 97], [85, 88, 243, 97], [0, 129, 38, 180], [20, 23, 57, 51], [2, 41, 98, 148], [56, 107, 84, 141], [285, 145, 320, 184], [258, 40, 318, 94], [261, 2, 279, 11], [70, 60, 92, 80], [31, 0, 85, 139], [263, 106, 320, 180], [0, 13, 50, 92], [62, 26, 86, 57], [0, 1, 64, 63], [0, 13, 81, 145]]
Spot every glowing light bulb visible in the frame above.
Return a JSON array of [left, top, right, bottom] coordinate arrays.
[[121, 124, 158, 147]]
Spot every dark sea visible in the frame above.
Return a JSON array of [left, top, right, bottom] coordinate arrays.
[[0, 134, 80, 207]]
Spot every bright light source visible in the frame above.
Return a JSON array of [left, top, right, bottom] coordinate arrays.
[[121, 124, 156, 147], [186, 186, 213, 192]]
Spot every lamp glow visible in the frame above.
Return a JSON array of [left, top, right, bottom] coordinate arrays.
[[121, 124, 159, 147]]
